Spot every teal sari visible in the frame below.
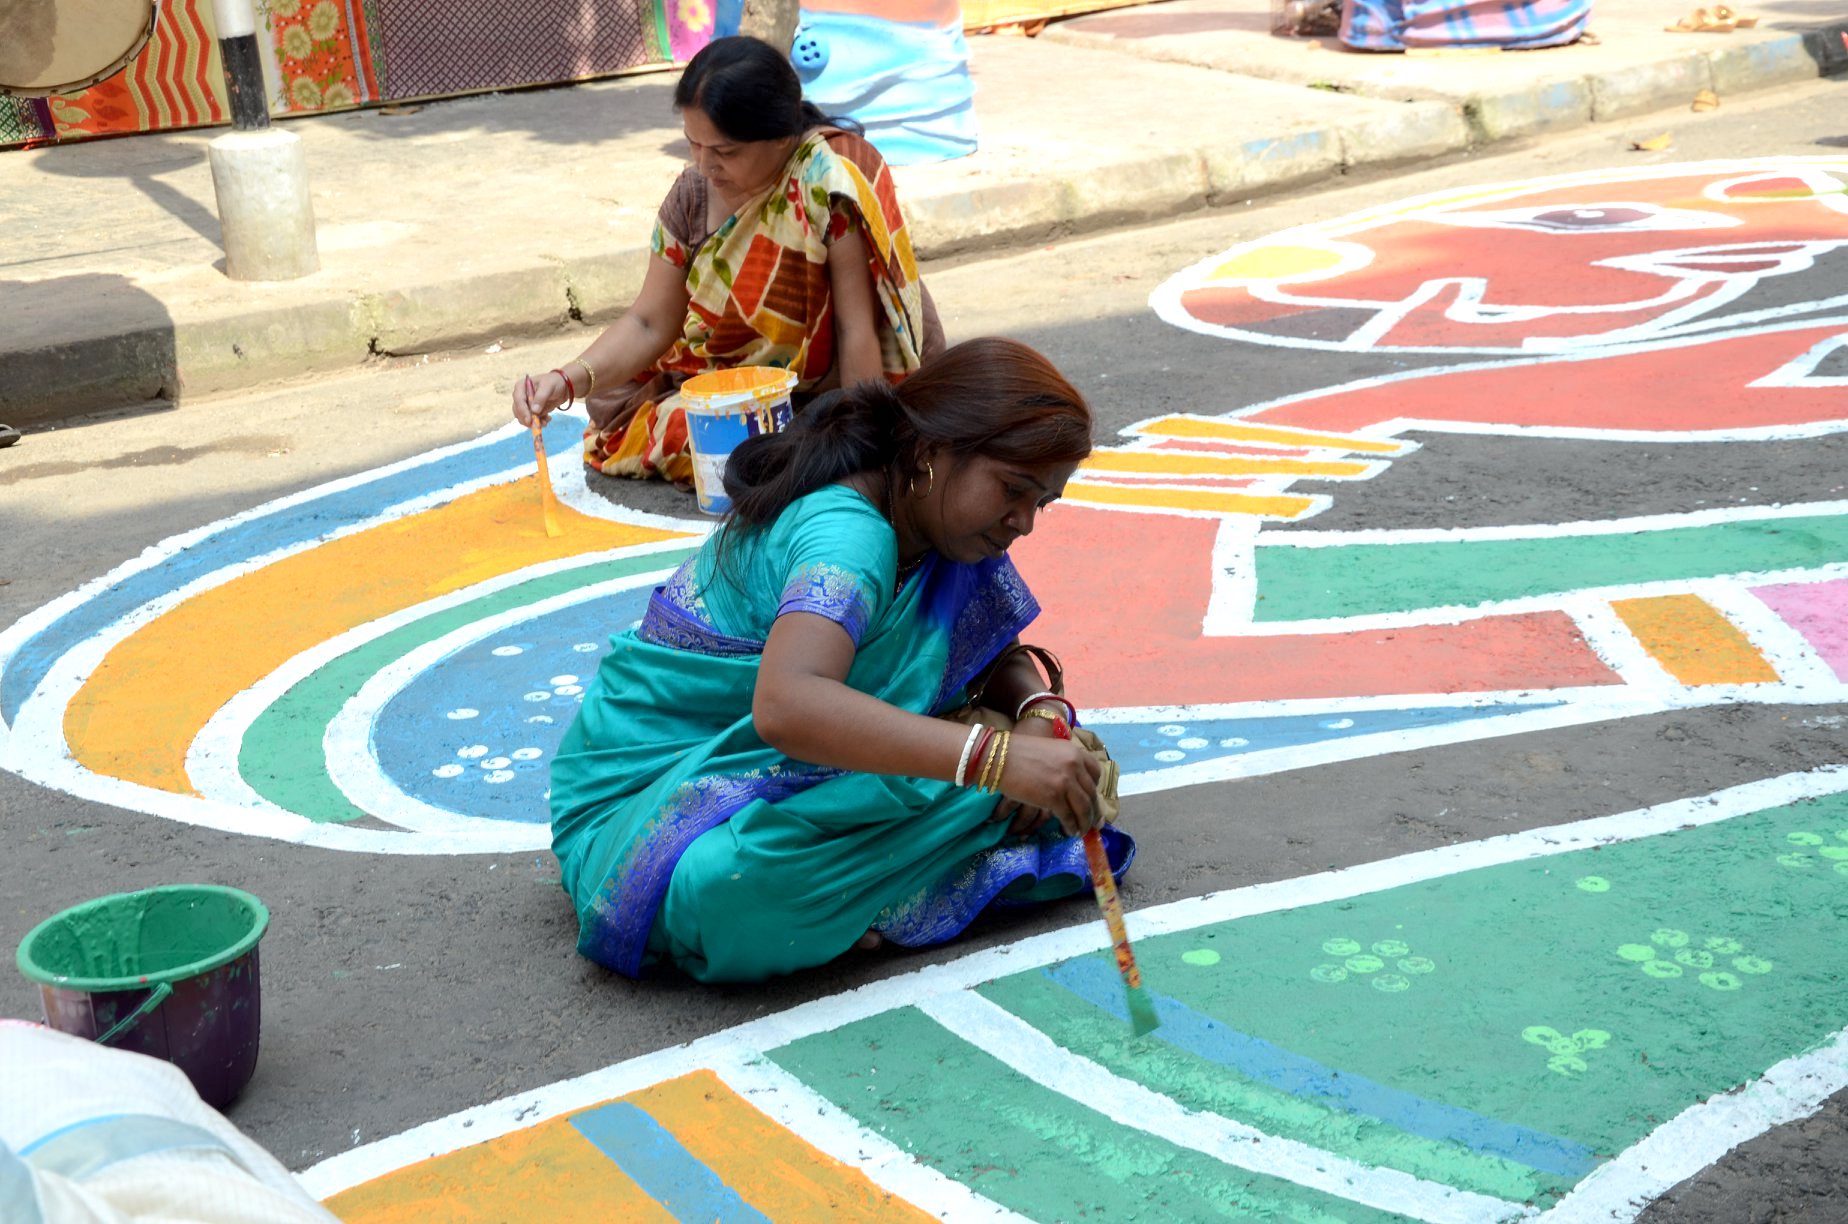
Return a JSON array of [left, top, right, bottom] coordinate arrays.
[[551, 484, 1134, 982]]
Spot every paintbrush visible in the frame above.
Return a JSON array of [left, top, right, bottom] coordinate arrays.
[[525, 376, 565, 539], [1050, 718, 1159, 1036]]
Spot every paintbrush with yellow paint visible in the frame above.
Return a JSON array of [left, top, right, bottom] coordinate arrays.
[[526, 377, 565, 538]]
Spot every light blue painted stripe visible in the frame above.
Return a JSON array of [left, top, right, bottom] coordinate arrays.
[[1, 417, 582, 722], [568, 1101, 771, 1223], [1046, 957, 1600, 1179]]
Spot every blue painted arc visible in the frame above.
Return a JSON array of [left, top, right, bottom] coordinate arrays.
[[1044, 957, 1601, 1179]]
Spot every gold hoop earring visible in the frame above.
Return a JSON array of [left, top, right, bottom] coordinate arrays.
[[913, 460, 935, 499]]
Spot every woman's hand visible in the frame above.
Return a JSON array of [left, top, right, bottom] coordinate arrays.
[[989, 715, 1062, 836], [995, 731, 1102, 837], [513, 370, 570, 428]]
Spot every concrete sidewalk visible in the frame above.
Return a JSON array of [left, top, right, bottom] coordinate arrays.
[[2, 0, 1843, 427]]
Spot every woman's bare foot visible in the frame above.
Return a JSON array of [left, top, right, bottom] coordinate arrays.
[[855, 930, 884, 950]]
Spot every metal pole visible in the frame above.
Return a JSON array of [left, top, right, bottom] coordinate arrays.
[[211, 0, 271, 130]]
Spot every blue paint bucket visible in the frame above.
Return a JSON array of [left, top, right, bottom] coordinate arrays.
[[682, 367, 798, 515]]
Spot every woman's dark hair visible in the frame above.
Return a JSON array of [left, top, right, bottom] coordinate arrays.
[[722, 337, 1094, 529], [674, 35, 858, 142]]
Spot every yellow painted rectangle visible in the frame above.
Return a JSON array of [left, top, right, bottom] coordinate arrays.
[[1610, 594, 1780, 685], [324, 1114, 673, 1224], [1065, 480, 1318, 519], [631, 1070, 934, 1221], [1131, 416, 1407, 455], [1082, 449, 1372, 479]]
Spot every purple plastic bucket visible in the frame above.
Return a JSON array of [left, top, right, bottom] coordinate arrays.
[[15, 884, 269, 1109]]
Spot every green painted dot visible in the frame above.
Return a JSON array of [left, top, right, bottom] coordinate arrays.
[[1345, 955, 1384, 974], [1181, 949, 1222, 967], [1372, 939, 1411, 957], [1310, 964, 1348, 984], [1522, 1026, 1564, 1048], [1641, 960, 1683, 979], [1787, 831, 1826, 846], [1705, 936, 1743, 954], [1835, 861, 1848, 877], [1398, 956, 1437, 975], [1819, 846, 1848, 861], [1573, 1029, 1612, 1050], [1576, 876, 1611, 893], [1539, 1033, 1577, 1055], [1371, 974, 1411, 993], [1651, 928, 1690, 948], [1836, 830, 1848, 843], [1700, 972, 1742, 992], [1733, 956, 1774, 975], [1778, 853, 1814, 869], [1323, 938, 1362, 957], [1616, 944, 1658, 963], [1547, 1054, 1589, 1077], [1674, 948, 1714, 970]]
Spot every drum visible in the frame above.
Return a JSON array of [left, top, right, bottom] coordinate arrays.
[[0, 0, 159, 97]]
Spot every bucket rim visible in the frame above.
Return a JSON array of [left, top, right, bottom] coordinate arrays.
[[681, 366, 798, 408], [14, 884, 270, 993]]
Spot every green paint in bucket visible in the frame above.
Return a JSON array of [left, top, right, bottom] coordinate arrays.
[[15, 884, 270, 1109]]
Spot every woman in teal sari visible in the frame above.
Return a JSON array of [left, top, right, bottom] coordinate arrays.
[[551, 337, 1133, 982]]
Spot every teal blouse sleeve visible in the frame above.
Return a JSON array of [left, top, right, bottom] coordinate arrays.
[[768, 486, 898, 647]]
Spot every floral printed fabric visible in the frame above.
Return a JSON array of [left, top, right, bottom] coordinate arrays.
[[263, 0, 377, 113]]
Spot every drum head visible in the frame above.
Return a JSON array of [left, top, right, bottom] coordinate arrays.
[[0, 0, 158, 97]]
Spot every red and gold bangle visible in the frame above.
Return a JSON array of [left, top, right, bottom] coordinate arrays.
[[550, 368, 577, 410], [1016, 691, 1077, 725], [1019, 707, 1070, 737]]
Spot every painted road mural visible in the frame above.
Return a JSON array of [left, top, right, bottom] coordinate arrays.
[[2, 156, 1846, 1218]]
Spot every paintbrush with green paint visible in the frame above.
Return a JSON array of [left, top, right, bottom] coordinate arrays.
[[1052, 718, 1159, 1035]]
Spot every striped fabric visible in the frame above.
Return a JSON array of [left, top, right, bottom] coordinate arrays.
[[1340, 0, 1592, 50]]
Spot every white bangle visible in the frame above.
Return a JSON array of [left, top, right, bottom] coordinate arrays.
[[1015, 690, 1076, 723], [954, 723, 983, 788]]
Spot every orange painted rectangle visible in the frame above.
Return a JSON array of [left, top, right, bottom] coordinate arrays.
[[631, 1070, 934, 1221], [324, 1114, 674, 1224], [1610, 594, 1779, 685]]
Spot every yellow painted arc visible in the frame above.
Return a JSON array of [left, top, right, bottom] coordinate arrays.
[[1082, 449, 1373, 479], [1064, 480, 1320, 519], [1208, 243, 1346, 282], [1131, 416, 1408, 455], [631, 1071, 935, 1221], [1609, 594, 1780, 686], [63, 479, 691, 795]]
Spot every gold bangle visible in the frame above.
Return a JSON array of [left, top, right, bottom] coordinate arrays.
[[987, 731, 1011, 794], [975, 733, 1000, 793], [1020, 708, 1069, 732], [574, 357, 597, 395]]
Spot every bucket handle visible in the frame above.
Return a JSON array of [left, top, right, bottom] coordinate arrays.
[[95, 982, 172, 1046]]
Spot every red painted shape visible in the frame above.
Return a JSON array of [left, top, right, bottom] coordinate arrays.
[[1009, 507, 1620, 709], [1250, 323, 1848, 435]]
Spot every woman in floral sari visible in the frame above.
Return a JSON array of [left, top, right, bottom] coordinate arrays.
[[550, 338, 1134, 982], [513, 35, 942, 485]]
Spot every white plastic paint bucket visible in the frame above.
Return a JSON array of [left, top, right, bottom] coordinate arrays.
[[681, 367, 799, 515]]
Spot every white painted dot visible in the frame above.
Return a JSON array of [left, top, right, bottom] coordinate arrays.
[[1177, 737, 1208, 749], [431, 763, 465, 778], [1219, 737, 1249, 748], [1154, 749, 1186, 763], [511, 747, 543, 761], [553, 684, 583, 696], [1322, 718, 1355, 730], [526, 715, 555, 725], [550, 674, 579, 686], [445, 708, 479, 720], [1158, 724, 1186, 737], [480, 756, 512, 770], [491, 645, 524, 657], [483, 770, 516, 784], [457, 745, 489, 759], [523, 691, 552, 702], [573, 642, 598, 653]]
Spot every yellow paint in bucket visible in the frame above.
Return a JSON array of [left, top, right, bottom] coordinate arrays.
[[682, 367, 798, 515]]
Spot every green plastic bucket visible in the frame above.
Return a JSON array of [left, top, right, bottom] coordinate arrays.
[[16, 884, 269, 1108]]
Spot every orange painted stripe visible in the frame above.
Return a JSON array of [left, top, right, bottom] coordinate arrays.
[[630, 1070, 934, 1221], [1131, 416, 1408, 455], [324, 1114, 674, 1224], [1610, 594, 1779, 685], [1064, 480, 1319, 519], [1082, 450, 1372, 479], [64, 479, 690, 792]]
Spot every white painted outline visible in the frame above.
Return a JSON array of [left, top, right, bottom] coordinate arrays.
[[299, 767, 1848, 1221]]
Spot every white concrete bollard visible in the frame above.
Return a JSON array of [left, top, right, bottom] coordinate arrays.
[[207, 127, 320, 281]]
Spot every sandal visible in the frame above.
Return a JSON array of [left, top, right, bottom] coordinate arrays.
[[0, 425, 19, 448]]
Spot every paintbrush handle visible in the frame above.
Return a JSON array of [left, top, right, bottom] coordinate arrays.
[[1083, 829, 1144, 990]]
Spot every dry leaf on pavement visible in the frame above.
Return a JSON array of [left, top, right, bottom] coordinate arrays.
[[1631, 133, 1675, 151], [1692, 89, 1721, 112]]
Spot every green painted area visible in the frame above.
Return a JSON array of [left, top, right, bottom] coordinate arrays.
[[237, 549, 694, 822], [976, 971, 1557, 1205], [769, 1006, 1415, 1224], [1250, 512, 1848, 621], [980, 792, 1848, 1202]]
